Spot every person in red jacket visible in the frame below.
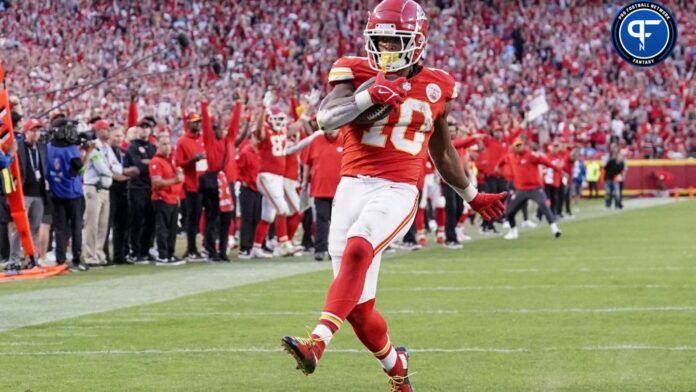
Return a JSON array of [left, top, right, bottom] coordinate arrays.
[[539, 142, 566, 220], [303, 130, 343, 261], [236, 135, 262, 259], [149, 132, 185, 266], [200, 99, 239, 262], [175, 112, 206, 261], [500, 138, 563, 240]]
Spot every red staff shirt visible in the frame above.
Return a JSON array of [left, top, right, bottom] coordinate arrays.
[[304, 134, 343, 198], [149, 154, 180, 205], [501, 149, 561, 191], [175, 131, 205, 193], [237, 143, 260, 192]]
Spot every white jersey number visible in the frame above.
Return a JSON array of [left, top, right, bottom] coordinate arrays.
[[270, 134, 286, 157], [361, 98, 433, 155]]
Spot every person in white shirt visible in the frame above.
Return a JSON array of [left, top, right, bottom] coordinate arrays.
[[82, 120, 123, 266]]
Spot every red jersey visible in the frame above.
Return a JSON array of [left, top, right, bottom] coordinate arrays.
[[328, 57, 457, 186], [544, 151, 566, 187], [284, 133, 300, 181], [149, 154, 180, 205], [175, 131, 205, 193], [258, 123, 287, 176], [501, 149, 560, 191], [304, 134, 343, 198], [237, 143, 260, 192]]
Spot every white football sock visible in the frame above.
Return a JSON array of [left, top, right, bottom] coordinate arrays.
[[377, 346, 398, 371], [312, 324, 334, 345]]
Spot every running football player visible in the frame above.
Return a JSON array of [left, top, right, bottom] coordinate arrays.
[[281, 1, 506, 390]]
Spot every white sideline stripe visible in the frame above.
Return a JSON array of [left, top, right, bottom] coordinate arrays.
[[0, 261, 329, 333], [3, 345, 696, 356], [89, 306, 696, 319]]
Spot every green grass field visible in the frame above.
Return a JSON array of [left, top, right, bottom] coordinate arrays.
[[1, 199, 695, 391]]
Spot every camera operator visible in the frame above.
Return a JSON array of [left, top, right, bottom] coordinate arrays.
[[82, 120, 123, 266], [45, 119, 94, 271], [124, 122, 156, 263], [7, 120, 48, 267]]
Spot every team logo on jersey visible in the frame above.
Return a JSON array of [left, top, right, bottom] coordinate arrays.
[[426, 83, 441, 103], [611, 1, 678, 67], [337, 147, 343, 153]]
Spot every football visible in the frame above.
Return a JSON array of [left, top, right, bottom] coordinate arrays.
[[352, 76, 393, 124]]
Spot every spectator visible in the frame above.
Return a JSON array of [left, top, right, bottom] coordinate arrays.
[[105, 127, 138, 264], [569, 146, 585, 211], [45, 119, 92, 271], [175, 112, 206, 262], [9, 120, 48, 267], [303, 130, 342, 261], [604, 144, 626, 209], [82, 120, 122, 266], [500, 138, 563, 240], [149, 132, 185, 266], [124, 123, 156, 263], [200, 99, 239, 262], [585, 159, 601, 199], [236, 135, 262, 259]]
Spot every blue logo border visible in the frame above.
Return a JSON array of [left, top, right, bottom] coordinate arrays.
[[611, 1, 678, 67]]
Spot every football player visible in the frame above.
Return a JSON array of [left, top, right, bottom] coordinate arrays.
[[281, 1, 506, 390]]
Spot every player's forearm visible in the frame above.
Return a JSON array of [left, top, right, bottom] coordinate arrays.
[[432, 146, 477, 202], [285, 131, 323, 155], [316, 92, 372, 131]]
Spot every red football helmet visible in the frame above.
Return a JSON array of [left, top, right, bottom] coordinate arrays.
[[266, 107, 288, 132], [364, 0, 429, 73]]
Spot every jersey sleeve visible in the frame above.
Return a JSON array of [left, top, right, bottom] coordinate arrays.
[[149, 159, 163, 179], [428, 68, 458, 101], [327, 57, 373, 87]]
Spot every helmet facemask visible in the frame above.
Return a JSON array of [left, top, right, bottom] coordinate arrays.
[[364, 24, 427, 73], [267, 110, 288, 132]]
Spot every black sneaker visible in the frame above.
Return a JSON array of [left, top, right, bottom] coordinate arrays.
[[219, 254, 230, 262], [314, 251, 326, 262], [132, 256, 151, 265], [156, 257, 186, 266], [186, 251, 206, 262], [238, 250, 252, 260], [69, 263, 90, 272]]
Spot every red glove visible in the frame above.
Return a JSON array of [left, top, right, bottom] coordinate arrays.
[[469, 192, 507, 221], [368, 72, 406, 109]]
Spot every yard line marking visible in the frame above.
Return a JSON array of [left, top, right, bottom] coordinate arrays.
[[479, 306, 696, 314], [503, 267, 696, 273], [3, 345, 696, 356], [96, 305, 696, 319], [0, 342, 62, 346]]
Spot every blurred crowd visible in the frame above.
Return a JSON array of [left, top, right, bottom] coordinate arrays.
[[2, 0, 694, 159]]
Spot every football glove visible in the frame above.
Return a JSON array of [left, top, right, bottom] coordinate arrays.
[[368, 72, 406, 109], [469, 192, 507, 221]]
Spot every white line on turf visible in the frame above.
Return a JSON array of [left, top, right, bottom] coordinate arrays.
[[3, 345, 696, 356], [91, 306, 696, 319]]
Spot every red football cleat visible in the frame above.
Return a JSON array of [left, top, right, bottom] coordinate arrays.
[[281, 335, 324, 375], [386, 346, 414, 391]]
